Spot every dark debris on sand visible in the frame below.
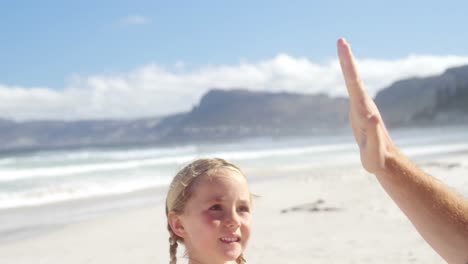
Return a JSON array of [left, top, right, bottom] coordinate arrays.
[[280, 199, 342, 214]]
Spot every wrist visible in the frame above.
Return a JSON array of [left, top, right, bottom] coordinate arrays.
[[376, 144, 404, 177]]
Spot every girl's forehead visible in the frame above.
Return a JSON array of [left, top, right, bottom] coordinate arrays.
[[205, 169, 246, 185], [191, 170, 250, 200]]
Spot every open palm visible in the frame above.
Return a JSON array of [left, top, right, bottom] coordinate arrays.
[[337, 39, 395, 174]]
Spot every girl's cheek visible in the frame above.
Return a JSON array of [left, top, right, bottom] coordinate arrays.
[[202, 211, 222, 226], [241, 213, 252, 224]]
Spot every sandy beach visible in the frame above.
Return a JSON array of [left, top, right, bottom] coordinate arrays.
[[2, 152, 464, 264]]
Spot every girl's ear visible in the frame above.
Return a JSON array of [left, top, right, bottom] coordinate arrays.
[[168, 211, 186, 238]]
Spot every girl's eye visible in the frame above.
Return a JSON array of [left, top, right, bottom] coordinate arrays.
[[238, 206, 250, 213], [209, 204, 222, 211]]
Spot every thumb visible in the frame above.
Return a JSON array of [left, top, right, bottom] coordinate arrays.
[[360, 115, 385, 173]]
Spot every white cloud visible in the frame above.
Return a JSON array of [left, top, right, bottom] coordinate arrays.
[[1, 54, 468, 121], [120, 15, 150, 25]]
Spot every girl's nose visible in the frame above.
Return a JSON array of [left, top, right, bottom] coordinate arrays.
[[225, 211, 241, 228]]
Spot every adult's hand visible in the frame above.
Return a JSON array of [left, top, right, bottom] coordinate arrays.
[[337, 38, 468, 264], [337, 38, 395, 174]]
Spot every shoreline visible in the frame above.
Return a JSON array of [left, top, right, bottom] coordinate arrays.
[[0, 161, 341, 245], [0, 185, 168, 244], [1, 146, 467, 263], [0, 161, 455, 263], [1, 149, 467, 247]]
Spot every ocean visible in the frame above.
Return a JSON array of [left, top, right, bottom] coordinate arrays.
[[0, 131, 357, 210], [0, 125, 467, 242]]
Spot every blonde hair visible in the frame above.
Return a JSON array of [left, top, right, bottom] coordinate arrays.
[[165, 158, 248, 264]]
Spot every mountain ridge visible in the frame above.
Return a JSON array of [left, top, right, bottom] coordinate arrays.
[[1, 64, 467, 152]]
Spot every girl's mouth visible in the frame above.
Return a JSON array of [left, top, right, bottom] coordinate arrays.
[[219, 237, 240, 243]]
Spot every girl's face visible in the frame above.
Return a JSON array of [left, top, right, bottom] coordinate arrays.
[[177, 169, 252, 264]]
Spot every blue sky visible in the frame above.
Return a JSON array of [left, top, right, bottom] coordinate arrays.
[[1, 0, 468, 120]]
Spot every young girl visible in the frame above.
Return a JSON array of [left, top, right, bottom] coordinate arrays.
[[165, 158, 252, 264]]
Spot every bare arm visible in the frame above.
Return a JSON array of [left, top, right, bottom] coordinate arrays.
[[337, 38, 468, 263]]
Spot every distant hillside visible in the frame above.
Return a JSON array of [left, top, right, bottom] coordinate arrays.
[[156, 89, 349, 142], [0, 90, 349, 152], [1, 63, 468, 152], [375, 65, 468, 126], [0, 118, 164, 152]]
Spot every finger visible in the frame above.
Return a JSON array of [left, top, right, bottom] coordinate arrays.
[[337, 38, 368, 103]]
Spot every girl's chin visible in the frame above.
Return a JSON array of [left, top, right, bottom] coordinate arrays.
[[221, 250, 242, 261], [217, 242, 244, 261]]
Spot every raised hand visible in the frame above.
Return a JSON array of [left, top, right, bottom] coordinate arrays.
[[337, 38, 468, 263], [337, 38, 396, 174]]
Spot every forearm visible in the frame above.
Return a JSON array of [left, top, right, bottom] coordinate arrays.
[[376, 149, 468, 263]]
